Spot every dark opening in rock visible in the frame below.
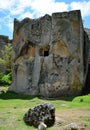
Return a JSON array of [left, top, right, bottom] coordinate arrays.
[[44, 50, 49, 57], [39, 45, 50, 57]]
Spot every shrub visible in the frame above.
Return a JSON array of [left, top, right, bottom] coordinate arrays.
[[0, 43, 12, 73], [0, 73, 12, 85], [0, 43, 12, 86]]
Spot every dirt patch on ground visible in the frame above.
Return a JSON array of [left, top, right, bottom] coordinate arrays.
[[52, 109, 90, 130], [56, 109, 90, 119], [0, 118, 4, 123]]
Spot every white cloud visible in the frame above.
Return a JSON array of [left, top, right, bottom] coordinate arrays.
[[10, 0, 33, 15], [0, 0, 69, 17], [0, 0, 90, 18], [10, 6, 24, 15], [0, 0, 90, 38], [0, 0, 90, 36], [0, 0, 32, 15], [20, 12, 34, 19], [0, 14, 13, 32], [0, 0, 15, 10], [70, 1, 90, 17], [19, 0, 32, 7], [7, 22, 13, 32], [30, 0, 69, 17]]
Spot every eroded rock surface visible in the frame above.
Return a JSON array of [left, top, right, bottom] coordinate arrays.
[[9, 10, 90, 97], [23, 103, 55, 128]]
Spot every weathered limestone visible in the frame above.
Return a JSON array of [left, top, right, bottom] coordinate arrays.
[[82, 30, 90, 94], [23, 103, 55, 128], [9, 10, 90, 97], [38, 122, 47, 130]]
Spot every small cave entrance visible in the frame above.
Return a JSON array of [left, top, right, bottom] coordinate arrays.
[[44, 50, 49, 57], [39, 45, 50, 57]]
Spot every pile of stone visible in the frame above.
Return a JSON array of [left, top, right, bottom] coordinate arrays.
[[23, 102, 55, 128], [65, 123, 79, 130]]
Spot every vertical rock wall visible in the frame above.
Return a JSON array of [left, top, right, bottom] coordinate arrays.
[[9, 10, 90, 97]]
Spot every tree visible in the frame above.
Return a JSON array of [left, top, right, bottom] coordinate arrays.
[[0, 43, 12, 85], [0, 43, 12, 73]]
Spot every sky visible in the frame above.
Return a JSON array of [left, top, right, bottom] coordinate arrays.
[[0, 0, 90, 39]]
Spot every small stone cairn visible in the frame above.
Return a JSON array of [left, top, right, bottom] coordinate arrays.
[[23, 102, 55, 129]]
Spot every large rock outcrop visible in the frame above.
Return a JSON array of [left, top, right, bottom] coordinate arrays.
[[9, 10, 90, 97]]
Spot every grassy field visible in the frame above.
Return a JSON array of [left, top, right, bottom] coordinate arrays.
[[0, 87, 90, 130]]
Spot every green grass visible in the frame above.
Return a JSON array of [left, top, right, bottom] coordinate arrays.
[[0, 88, 90, 130]]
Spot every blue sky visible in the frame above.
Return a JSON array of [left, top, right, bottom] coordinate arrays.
[[0, 0, 90, 39]]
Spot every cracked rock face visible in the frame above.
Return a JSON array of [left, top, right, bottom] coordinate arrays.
[[9, 10, 90, 97], [23, 103, 55, 128]]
